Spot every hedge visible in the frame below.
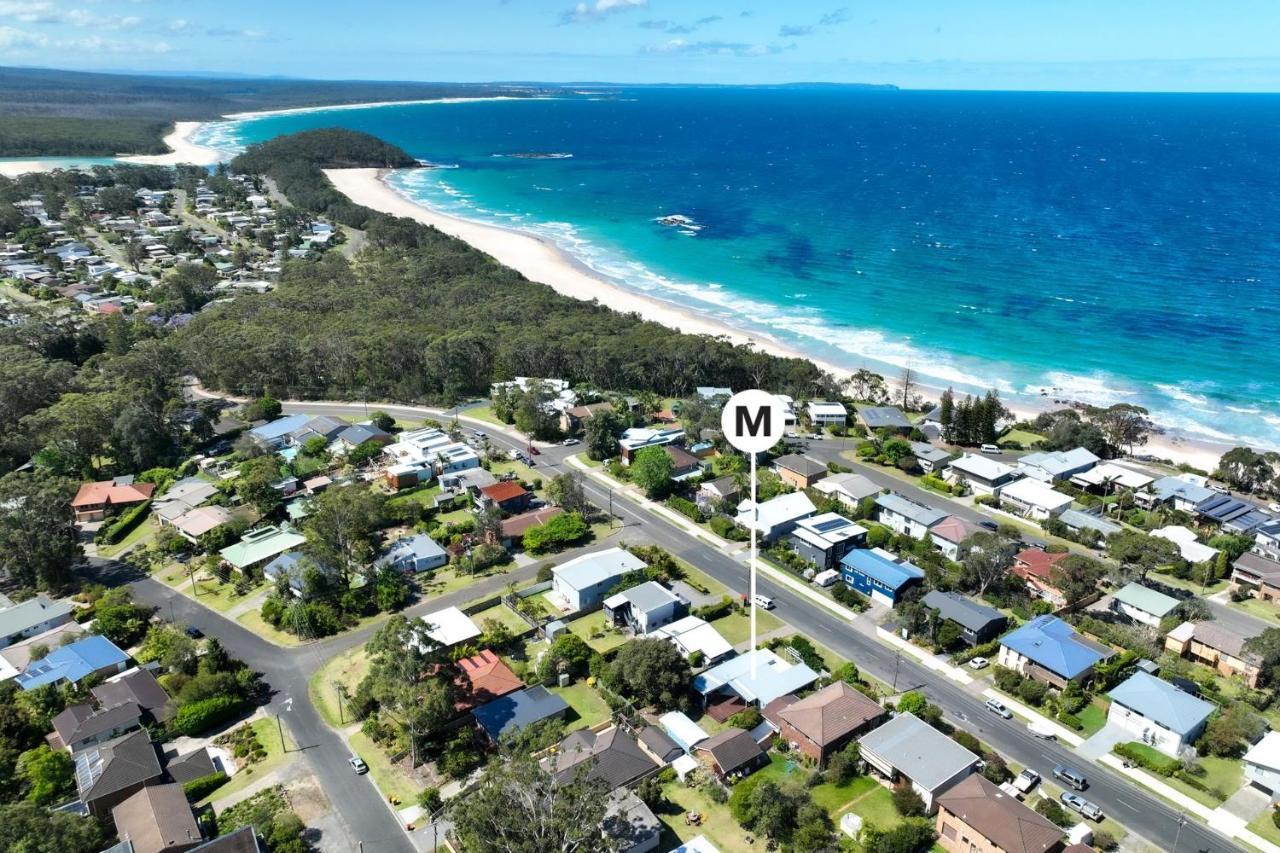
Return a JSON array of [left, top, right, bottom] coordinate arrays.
[[666, 495, 702, 522], [1113, 741, 1180, 776], [1056, 710, 1083, 730], [172, 696, 245, 737], [182, 771, 229, 801], [97, 500, 152, 545], [692, 596, 734, 622]]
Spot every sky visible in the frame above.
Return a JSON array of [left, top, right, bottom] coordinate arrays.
[[1, 0, 1279, 91]]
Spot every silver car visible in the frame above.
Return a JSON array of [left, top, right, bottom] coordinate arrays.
[[1060, 791, 1102, 821]]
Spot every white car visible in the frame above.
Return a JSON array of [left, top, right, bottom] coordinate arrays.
[[1270, 502, 1280, 513], [751, 594, 775, 610], [348, 756, 369, 775], [980, 443, 1001, 454], [968, 656, 990, 670], [561, 438, 580, 446]]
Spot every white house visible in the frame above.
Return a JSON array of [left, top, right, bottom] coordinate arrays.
[[420, 606, 482, 648], [551, 548, 647, 612], [734, 492, 817, 543], [653, 616, 734, 664], [806, 401, 848, 428], [812, 472, 880, 509], [618, 427, 685, 463], [1109, 582, 1181, 628], [1016, 448, 1099, 483], [1245, 731, 1280, 801], [858, 713, 979, 813], [875, 493, 947, 539], [1106, 671, 1214, 757], [604, 581, 686, 634], [999, 477, 1074, 520], [1153, 526, 1220, 565], [944, 454, 1020, 496], [0, 596, 75, 649]]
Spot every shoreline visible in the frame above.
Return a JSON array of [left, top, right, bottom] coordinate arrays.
[[325, 166, 1226, 471], [221, 95, 525, 121], [117, 121, 223, 167]]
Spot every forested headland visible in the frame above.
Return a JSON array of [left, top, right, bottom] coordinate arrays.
[[182, 129, 833, 402]]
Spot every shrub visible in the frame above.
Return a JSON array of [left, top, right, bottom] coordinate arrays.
[[1036, 798, 1072, 828], [831, 583, 868, 611], [97, 500, 152, 544], [891, 784, 925, 817], [535, 563, 555, 583], [1018, 679, 1048, 706], [172, 695, 244, 736], [692, 596, 734, 622], [951, 730, 981, 753], [182, 771, 229, 801], [1056, 711, 1083, 730], [666, 495, 702, 522], [523, 511, 589, 554], [727, 708, 762, 730], [1093, 829, 1118, 851], [1113, 742, 1180, 776]]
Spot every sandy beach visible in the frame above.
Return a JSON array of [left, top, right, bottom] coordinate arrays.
[[118, 121, 223, 167], [222, 96, 522, 121], [324, 167, 1226, 471]]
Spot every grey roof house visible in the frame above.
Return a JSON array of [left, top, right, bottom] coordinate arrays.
[[876, 492, 948, 539], [923, 591, 1008, 646], [855, 405, 913, 432], [74, 729, 164, 817], [473, 685, 570, 742], [552, 548, 647, 612], [603, 581, 687, 635], [0, 595, 75, 648], [374, 533, 448, 574], [859, 712, 980, 813], [1107, 671, 1216, 757]]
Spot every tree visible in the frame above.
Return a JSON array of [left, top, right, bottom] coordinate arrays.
[[1215, 447, 1275, 493], [538, 632, 596, 682], [21, 391, 115, 476], [0, 802, 105, 853], [1245, 629, 1280, 687], [0, 472, 83, 593], [448, 751, 610, 853], [303, 484, 386, 587], [896, 691, 929, 716], [1106, 529, 1183, 582], [155, 262, 220, 313], [938, 387, 956, 443], [891, 783, 926, 817], [1200, 705, 1267, 757], [960, 531, 1017, 596], [882, 437, 913, 465], [523, 512, 589, 554], [605, 638, 691, 710], [360, 616, 454, 766], [1049, 554, 1106, 608], [547, 472, 589, 515], [369, 410, 395, 431], [91, 589, 152, 647], [584, 410, 623, 461], [17, 745, 74, 806], [244, 396, 282, 422], [236, 456, 283, 516], [1090, 403, 1158, 454], [898, 367, 916, 410], [135, 623, 198, 674], [861, 817, 936, 853], [629, 446, 674, 497]]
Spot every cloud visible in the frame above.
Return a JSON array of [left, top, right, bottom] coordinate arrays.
[[637, 13, 722, 34], [0, 1, 59, 23], [0, 24, 169, 53], [696, 15, 722, 25], [643, 38, 792, 57], [779, 6, 848, 37], [560, 0, 645, 25], [205, 26, 271, 40], [168, 18, 189, 32], [0, 25, 48, 48], [0, 3, 142, 30]]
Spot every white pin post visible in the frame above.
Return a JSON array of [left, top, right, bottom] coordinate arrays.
[[721, 390, 787, 679]]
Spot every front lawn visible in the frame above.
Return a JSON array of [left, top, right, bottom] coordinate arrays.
[[1076, 697, 1109, 736], [709, 609, 785, 647], [96, 518, 156, 557], [1151, 573, 1230, 597], [999, 429, 1046, 448], [1163, 755, 1244, 806], [387, 482, 442, 508], [461, 405, 507, 428], [550, 681, 612, 731], [308, 646, 372, 728], [347, 729, 420, 804], [197, 717, 292, 806], [1248, 807, 1280, 846], [236, 608, 303, 647], [1230, 596, 1280, 625], [157, 565, 264, 614], [567, 611, 629, 654]]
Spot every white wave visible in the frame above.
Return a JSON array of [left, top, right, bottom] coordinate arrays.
[[1153, 383, 1213, 409]]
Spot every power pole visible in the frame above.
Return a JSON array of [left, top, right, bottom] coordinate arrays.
[[276, 713, 286, 753], [333, 682, 345, 725], [892, 649, 902, 693]]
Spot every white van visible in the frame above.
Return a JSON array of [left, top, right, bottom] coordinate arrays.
[[980, 443, 1001, 454], [751, 594, 775, 610]]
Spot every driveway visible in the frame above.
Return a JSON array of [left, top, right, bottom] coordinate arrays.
[[1077, 723, 1130, 761]]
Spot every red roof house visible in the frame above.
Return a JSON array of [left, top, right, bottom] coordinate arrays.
[[1013, 549, 1070, 606], [454, 650, 525, 711], [476, 481, 532, 514], [72, 479, 155, 522]]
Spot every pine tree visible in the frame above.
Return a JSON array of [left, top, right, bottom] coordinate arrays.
[[939, 388, 955, 444]]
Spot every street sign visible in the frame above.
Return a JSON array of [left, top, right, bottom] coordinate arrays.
[[720, 389, 788, 454]]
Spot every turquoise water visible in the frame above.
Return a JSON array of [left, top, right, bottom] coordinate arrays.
[[194, 89, 1280, 450]]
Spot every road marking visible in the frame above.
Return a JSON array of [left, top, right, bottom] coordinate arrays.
[[1117, 799, 1138, 811]]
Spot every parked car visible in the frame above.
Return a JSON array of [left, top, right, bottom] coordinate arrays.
[[528, 445, 541, 455], [1028, 720, 1057, 739], [977, 519, 999, 532], [183, 625, 203, 639], [985, 698, 1012, 719], [1053, 764, 1088, 790], [980, 443, 1001, 454], [1012, 768, 1040, 794], [472, 430, 487, 438], [1059, 791, 1103, 821], [349, 756, 369, 775], [1270, 502, 1280, 513], [561, 438, 580, 446], [968, 656, 990, 670]]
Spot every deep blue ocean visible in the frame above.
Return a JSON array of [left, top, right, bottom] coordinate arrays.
[[195, 88, 1280, 450]]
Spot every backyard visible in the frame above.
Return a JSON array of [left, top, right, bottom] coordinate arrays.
[[550, 681, 613, 731]]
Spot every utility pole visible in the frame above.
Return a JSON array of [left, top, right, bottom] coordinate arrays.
[[608, 488, 614, 530], [892, 648, 902, 692], [190, 567, 199, 598], [1171, 812, 1186, 853], [276, 714, 286, 753], [333, 682, 345, 725]]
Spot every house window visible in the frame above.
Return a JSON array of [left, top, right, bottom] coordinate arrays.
[[941, 824, 956, 840]]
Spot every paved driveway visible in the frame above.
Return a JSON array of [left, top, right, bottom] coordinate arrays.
[[1077, 723, 1130, 761]]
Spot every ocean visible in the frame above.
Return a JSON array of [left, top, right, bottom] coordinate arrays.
[[194, 88, 1280, 450]]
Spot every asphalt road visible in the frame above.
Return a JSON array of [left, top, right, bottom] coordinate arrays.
[[177, 396, 1242, 852]]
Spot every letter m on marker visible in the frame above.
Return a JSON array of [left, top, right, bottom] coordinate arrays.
[[736, 405, 769, 437]]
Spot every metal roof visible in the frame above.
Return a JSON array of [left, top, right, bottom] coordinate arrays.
[[858, 712, 979, 791], [1109, 671, 1215, 736]]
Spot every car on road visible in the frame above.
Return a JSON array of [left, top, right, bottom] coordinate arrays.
[[1059, 791, 1103, 821], [561, 438, 580, 446], [968, 656, 989, 670], [977, 519, 999, 532], [183, 625, 203, 639], [528, 445, 541, 455], [349, 756, 369, 774], [985, 698, 1012, 719], [1027, 720, 1057, 739], [751, 594, 775, 610], [809, 433, 824, 440], [1053, 764, 1088, 790], [472, 430, 487, 438], [980, 443, 1001, 454], [1270, 502, 1280, 513]]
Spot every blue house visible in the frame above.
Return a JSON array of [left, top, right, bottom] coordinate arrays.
[[996, 615, 1113, 687], [16, 635, 129, 690], [247, 414, 310, 450], [840, 549, 925, 606]]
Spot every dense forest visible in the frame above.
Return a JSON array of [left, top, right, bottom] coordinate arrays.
[[183, 129, 833, 402], [0, 66, 548, 156]]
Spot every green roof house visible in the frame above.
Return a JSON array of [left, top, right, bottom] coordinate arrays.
[[219, 525, 307, 572]]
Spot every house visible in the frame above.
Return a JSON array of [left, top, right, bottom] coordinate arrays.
[[333, 424, 392, 452], [16, 635, 129, 690], [475, 481, 532, 515], [763, 681, 886, 766], [472, 685, 570, 742], [618, 427, 684, 463], [72, 477, 155, 522], [74, 729, 163, 817], [923, 591, 1008, 646], [859, 713, 980, 813], [0, 595, 74, 648], [219, 525, 307, 574], [1232, 552, 1280, 603], [1012, 549, 1071, 606], [1164, 621, 1263, 688], [420, 606, 482, 648], [697, 476, 740, 509], [935, 773, 1065, 853], [454, 649, 524, 711], [807, 400, 849, 428], [1109, 582, 1180, 628], [383, 427, 480, 478], [734, 492, 817, 543], [945, 455, 1021, 497], [659, 710, 711, 754], [1137, 475, 1218, 513], [111, 782, 202, 853], [929, 516, 981, 561], [1070, 461, 1154, 493], [665, 445, 707, 482], [1107, 671, 1215, 757], [840, 549, 925, 607], [552, 548, 647, 612], [1057, 508, 1123, 539], [812, 472, 881, 509], [245, 414, 310, 450], [1152, 526, 1219, 564], [652, 616, 734, 664], [875, 492, 948, 538], [855, 405, 912, 433], [637, 726, 684, 765], [93, 668, 176, 725], [261, 552, 308, 596], [374, 534, 447, 573], [603, 788, 662, 853], [693, 648, 819, 711], [497, 506, 564, 548], [169, 506, 234, 543], [152, 478, 219, 524], [694, 728, 768, 780], [543, 727, 660, 789], [788, 512, 866, 570], [440, 467, 497, 494], [1244, 731, 1280, 801], [773, 454, 828, 489], [1017, 448, 1100, 483], [165, 747, 218, 788], [604, 581, 687, 634], [1197, 494, 1273, 533], [286, 415, 351, 447], [999, 478, 1074, 520], [997, 615, 1113, 687], [52, 701, 143, 752], [559, 401, 614, 434]]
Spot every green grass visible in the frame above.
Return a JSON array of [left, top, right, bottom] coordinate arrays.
[[197, 717, 293, 806], [659, 779, 757, 851], [1247, 808, 1280, 846], [810, 775, 879, 815], [1161, 755, 1244, 806], [1153, 573, 1231, 596], [567, 611, 629, 654], [417, 566, 503, 602], [96, 518, 156, 557], [462, 405, 508, 428], [574, 453, 603, 469], [709, 609, 785, 647], [550, 681, 612, 731], [387, 482, 442, 508], [308, 646, 372, 728], [348, 729, 421, 804], [999, 429, 1047, 448], [489, 459, 542, 487], [291, 454, 328, 477], [1229, 596, 1280, 625], [467, 602, 531, 639], [157, 566, 264, 614], [1077, 697, 1109, 736], [842, 784, 902, 831], [236, 608, 304, 647]]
